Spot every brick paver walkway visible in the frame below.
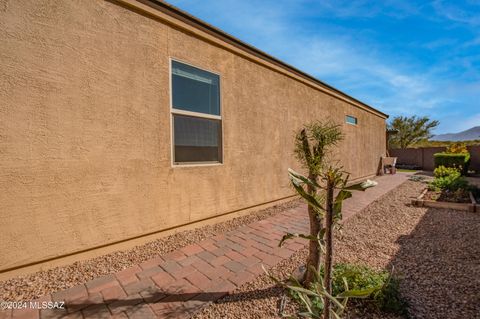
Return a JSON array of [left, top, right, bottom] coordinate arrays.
[[2, 173, 409, 319]]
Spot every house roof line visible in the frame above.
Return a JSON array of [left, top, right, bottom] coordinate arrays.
[[117, 0, 389, 119]]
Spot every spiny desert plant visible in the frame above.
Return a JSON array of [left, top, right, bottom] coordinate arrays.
[[280, 168, 377, 318], [293, 120, 344, 286]]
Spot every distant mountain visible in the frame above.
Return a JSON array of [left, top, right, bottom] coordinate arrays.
[[431, 126, 480, 141]]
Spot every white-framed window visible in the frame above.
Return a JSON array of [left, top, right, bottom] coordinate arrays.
[[345, 115, 358, 125], [170, 59, 222, 165]]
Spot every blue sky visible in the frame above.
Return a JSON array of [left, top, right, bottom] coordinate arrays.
[[167, 0, 480, 134]]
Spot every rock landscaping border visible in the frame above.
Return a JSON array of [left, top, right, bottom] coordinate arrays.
[[412, 188, 477, 212], [0, 199, 302, 302]]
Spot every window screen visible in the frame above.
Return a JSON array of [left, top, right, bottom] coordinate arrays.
[[171, 60, 222, 164], [173, 115, 222, 163]]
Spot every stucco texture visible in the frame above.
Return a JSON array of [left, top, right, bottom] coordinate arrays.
[[0, 0, 386, 274]]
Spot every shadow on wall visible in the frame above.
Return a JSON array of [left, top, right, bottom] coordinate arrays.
[[386, 207, 480, 318]]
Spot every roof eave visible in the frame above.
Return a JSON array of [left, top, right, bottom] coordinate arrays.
[[126, 0, 389, 119]]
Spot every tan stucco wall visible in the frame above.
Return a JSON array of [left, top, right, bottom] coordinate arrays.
[[0, 0, 386, 275]]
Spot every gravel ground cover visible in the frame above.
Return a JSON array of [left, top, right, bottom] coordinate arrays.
[[194, 179, 480, 319], [0, 199, 301, 302]]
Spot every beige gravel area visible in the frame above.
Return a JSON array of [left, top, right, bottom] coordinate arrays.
[[0, 200, 301, 302], [194, 179, 480, 319], [2, 178, 479, 318]]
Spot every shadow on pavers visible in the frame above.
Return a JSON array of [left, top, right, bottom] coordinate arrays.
[[44, 286, 282, 318]]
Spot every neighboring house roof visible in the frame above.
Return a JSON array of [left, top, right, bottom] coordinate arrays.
[[122, 0, 389, 119]]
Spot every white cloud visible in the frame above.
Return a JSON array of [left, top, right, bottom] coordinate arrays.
[[438, 113, 480, 133], [238, 13, 441, 116], [432, 1, 480, 26], [168, 0, 478, 133]]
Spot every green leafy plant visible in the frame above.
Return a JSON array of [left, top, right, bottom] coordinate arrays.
[[332, 264, 405, 314], [281, 264, 406, 317], [429, 166, 468, 192], [429, 174, 463, 191], [433, 165, 460, 178]]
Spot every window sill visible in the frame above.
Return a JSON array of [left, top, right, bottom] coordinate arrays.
[[172, 162, 223, 168]]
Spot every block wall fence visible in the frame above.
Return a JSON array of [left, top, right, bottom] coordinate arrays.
[[389, 145, 480, 171]]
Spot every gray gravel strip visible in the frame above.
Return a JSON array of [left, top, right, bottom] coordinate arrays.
[[0, 199, 301, 302], [193, 179, 480, 319]]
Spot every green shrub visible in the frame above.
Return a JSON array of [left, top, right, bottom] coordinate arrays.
[[287, 264, 406, 315], [429, 172, 468, 192], [429, 165, 469, 192], [429, 168, 468, 192], [433, 165, 460, 178], [331, 264, 405, 314], [433, 152, 470, 175]]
